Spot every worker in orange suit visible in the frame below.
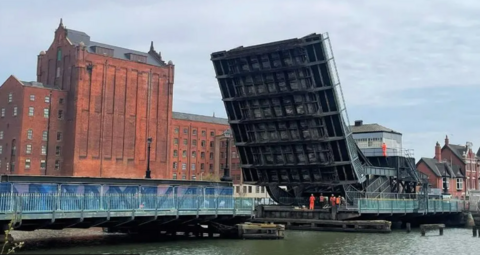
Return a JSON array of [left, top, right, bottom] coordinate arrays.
[[382, 142, 387, 157], [309, 194, 315, 210]]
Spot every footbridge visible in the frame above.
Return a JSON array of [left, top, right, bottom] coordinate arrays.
[[0, 175, 254, 233]]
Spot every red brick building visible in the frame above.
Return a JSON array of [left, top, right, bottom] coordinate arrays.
[[0, 76, 67, 175], [170, 112, 241, 183], [416, 136, 480, 198], [0, 20, 174, 178]]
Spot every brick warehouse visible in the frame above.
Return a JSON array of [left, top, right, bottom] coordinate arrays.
[[0, 20, 174, 178], [170, 112, 242, 183]]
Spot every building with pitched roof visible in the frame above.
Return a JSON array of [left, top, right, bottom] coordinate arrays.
[[350, 120, 404, 157], [0, 20, 174, 178], [416, 136, 479, 198]]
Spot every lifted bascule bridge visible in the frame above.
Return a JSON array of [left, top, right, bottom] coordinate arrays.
[[210, 33, 462, 221]]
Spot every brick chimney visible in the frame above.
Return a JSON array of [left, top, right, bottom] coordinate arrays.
[[435, 141, 441, 162], [445, 135, 449, 146]]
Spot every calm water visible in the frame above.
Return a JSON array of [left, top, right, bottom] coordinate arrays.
[[17, 228, 480, 255]]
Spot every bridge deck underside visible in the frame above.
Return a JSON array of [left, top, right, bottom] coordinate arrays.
[[212, 33, 366, 188]]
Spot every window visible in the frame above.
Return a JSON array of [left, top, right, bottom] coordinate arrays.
[[232, 151, 237, 158], [173, 150, 178, 157], [45, 96, 50, 103], [182, 175, 186, 180], [172, 173, 177, 179], [56, 132, 62, 141], [201, 152, 205, 159], [1, 108, 4, 117], [182, 163, 187, 170], [42, 131, 48, 141], [256, 186, 260, 193], [57, 48, 62, 61], [174, 128, 179, 134], [248, 186, 252, 193], [25, 159, 31, 169], [173, 162, 177, 169], [58, 110, 63, 119], [261, 186, 265, 193], [192, 140, 197, 146], [27, 129, 33, 140], [191, 164, 196, 170], [456, 178, 463, 190], [442, 177, 450, 189], [209, 164, 213, 170], [55, 146, 61, 155], [30, 95, 35, 101], [243, 186, 247, 193], [202, 130, 206, 136], [210, 141, 214, 147], [221, 152, 224, 158], [236, 186, 240, 193], [41, 145, 46, 155], [44, 108, 49, 118], [210, 131, 215, 136], [40, 160, 46, 169], [13, 107, 17, 116], [59, 98, 64, 104], [210, 153, 213, 159], [183, 139, 187, 145], [201, 163, 204, 170], [28, 107, 34, 116], [56, 67, 61, 78], [174, 138, 178, 145], [201, 140, 206, 147], [183, 128, 188, 134], [192, 151, 196, 157], [192, 129, 197, 135], [26, 144, 32, 154], [192, 175, 196, 180], [8, 93, 12, 103], [0, 145, 2, 154], [220, 163, 224, 169], [55, 160, 60, 170], [0, 131, 3, 140], [182, 150, 187, 158]]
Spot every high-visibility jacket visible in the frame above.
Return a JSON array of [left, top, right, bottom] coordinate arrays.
[[330, 197, 335, 205], [336, 197, 341, 205], [309, 196, 315, 203], [382, 143, 387, 156], [320, 196, 324, 202]]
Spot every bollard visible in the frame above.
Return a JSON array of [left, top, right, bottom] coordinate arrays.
[[421, 228, 426, 236], [439, 228, 444, 236], [473, 226, 477, 237], [406, 223, 411, 233]]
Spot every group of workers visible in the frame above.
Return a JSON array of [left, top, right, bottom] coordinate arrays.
[[308, 194, 345, 210]]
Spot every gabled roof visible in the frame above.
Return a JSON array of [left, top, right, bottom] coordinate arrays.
[[417, 157, 464, 178], [172, 112, 229, 125], [65, 29, 166, 67], [443, 144, 468, 163], [349, 123, 401, 135]]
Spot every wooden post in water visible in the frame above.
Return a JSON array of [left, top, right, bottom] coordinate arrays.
[[473, 226, 477, 237], [439, 227, 444, 236], [406, 223, 411, 233]]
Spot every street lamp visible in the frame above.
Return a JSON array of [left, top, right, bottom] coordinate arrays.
[[221, 129, 232, 182], [145, 137, 152, 179]]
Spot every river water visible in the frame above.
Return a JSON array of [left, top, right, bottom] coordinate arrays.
[[16, 228, 480, 255]]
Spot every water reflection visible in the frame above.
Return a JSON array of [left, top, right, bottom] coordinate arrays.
[[17, 228, 480, 255]]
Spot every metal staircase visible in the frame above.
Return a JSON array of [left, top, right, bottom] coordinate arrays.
[[402, 149, 422, 183]]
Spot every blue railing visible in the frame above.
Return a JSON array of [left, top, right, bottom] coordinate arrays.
[[0, 193, 254, 215], [357, 198, 464, 214]]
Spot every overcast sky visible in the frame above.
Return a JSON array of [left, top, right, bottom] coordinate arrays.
[[1, 0, 480, 160]]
